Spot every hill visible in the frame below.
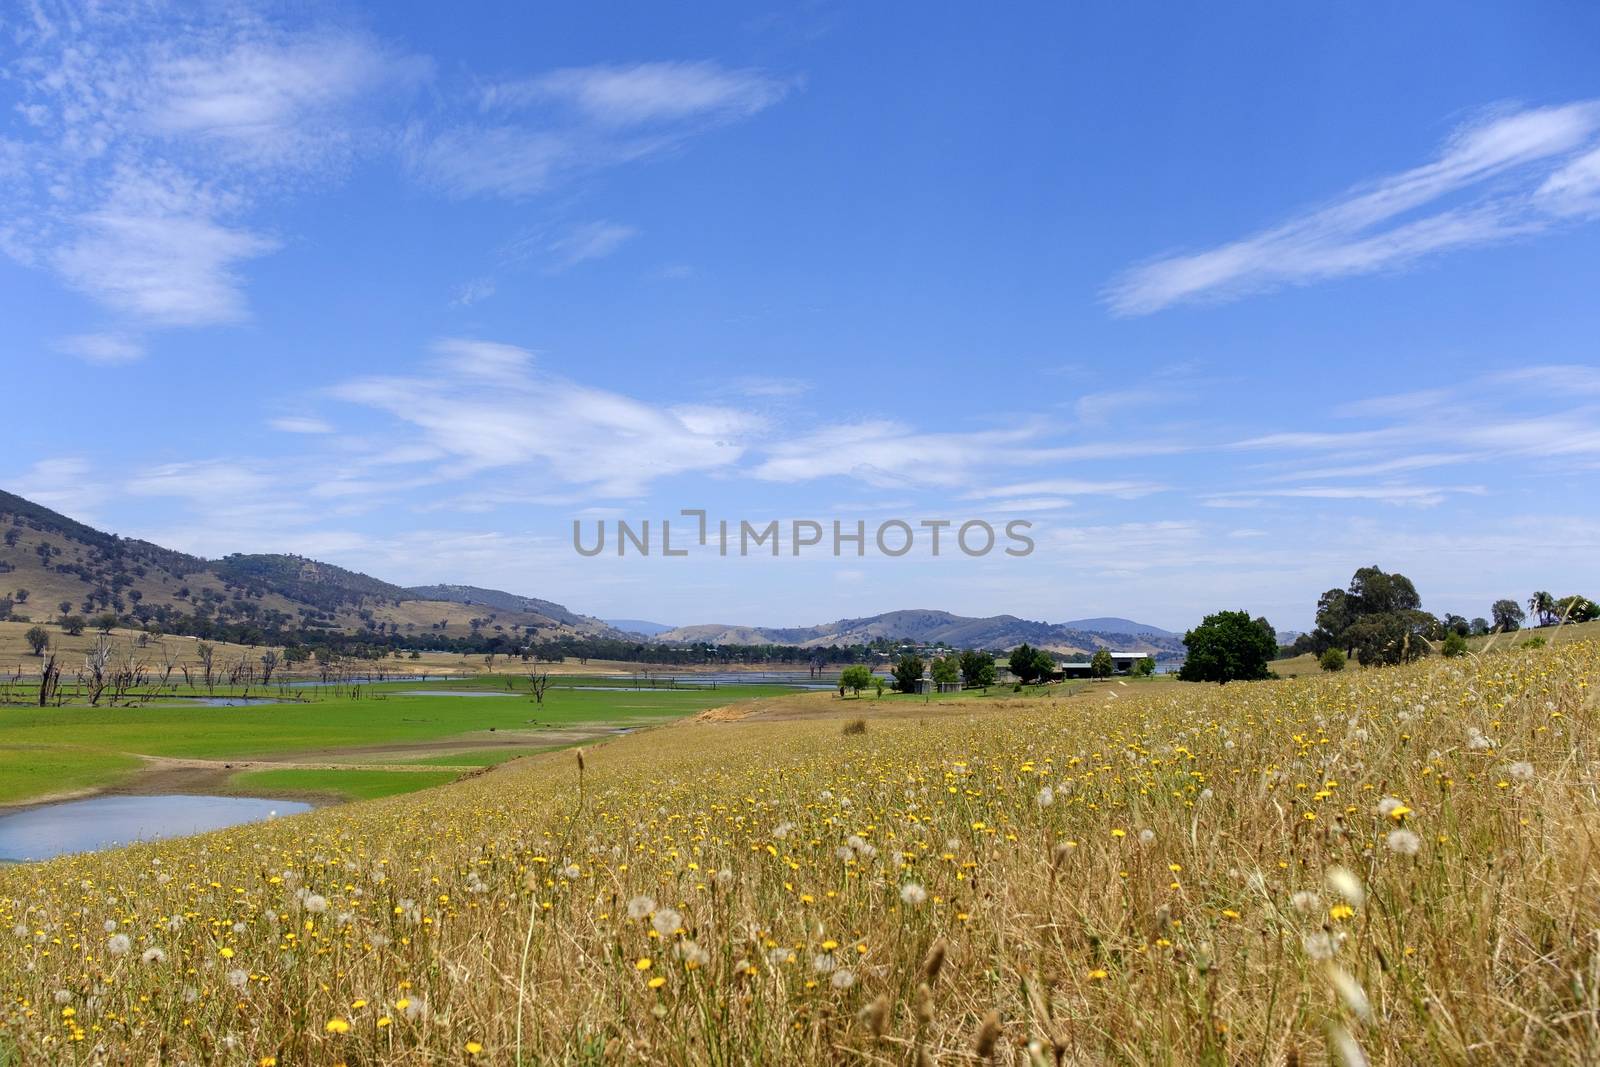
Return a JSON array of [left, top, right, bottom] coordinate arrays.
[[605, 618, 676, 636], [654, 608, 1186, 657], [403, 583, 611, 631], [0, 489, 618, 645], [1060, 616, 1177, 637]]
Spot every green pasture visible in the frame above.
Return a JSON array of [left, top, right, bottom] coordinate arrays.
[[0, 678, 775, 806]]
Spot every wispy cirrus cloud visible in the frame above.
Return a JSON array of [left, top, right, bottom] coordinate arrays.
[[750, 421, 1056, 489], [1106, 101, 1600, 315], [1202, 484, 1485, 509], [545, 220, 639, 270], [411, 61, 793, 198], [268, 416, 334, 434], [53, 332, 145, 365], [482, 61, 792, 125]]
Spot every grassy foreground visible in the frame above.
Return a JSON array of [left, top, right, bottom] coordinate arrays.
[[1, 643, 1597, 1064]]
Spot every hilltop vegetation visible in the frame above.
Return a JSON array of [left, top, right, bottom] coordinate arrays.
[[0, 490, 621, 652], [1, 639, 1594, 1063]]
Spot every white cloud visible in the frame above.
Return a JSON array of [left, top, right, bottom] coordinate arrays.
[[50, 169, 279, 326], [126, 460, 274, 500], [54, 332, 144, 365], [966, 478, 1164, 500], [451, 276, 497, 306], [328, 338, 755, 496], [750, 421, 1045, 488], [136, 33, 430, 168], [8, 457, 106, 517], [1107, 100, 1600, 314], [546, 220, 638, 269], [269, 416, 334, 434], [481, 61, 792, 126], [1202, 484, 1484, 508]]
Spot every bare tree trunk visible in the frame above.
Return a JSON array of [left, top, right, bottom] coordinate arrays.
[[38, 654, 60, 706]]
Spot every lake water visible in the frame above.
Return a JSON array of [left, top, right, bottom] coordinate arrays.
[[155, 696, 284, 707], [0, 795, 311, 862]]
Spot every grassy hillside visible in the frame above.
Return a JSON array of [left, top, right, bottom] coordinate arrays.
[[0, 640, 1594, 1062], [0, 490, 616, 644]]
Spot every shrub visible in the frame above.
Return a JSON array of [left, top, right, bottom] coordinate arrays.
[[842, 718, 867, 736], [1441, 631, 1469, 658], [1319, 648, 1346, 672], [24, 624, 50, 656]]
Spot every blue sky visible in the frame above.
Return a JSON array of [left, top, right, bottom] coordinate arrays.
[[3, 1, 1599, 632]]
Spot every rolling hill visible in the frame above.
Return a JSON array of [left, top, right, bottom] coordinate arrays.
[[653, 608, 1186, 658], [605, 618, 676, 636], [0, 490, 620, 643], [1060, 616, 1177, 637]]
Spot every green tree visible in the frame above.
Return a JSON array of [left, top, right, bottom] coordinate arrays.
[[24, 625, 50, 656], [62, 615, 86, 636], [1177, 611, 1276, 684], [1491, 599, 1524, 632], [1441, 631, 1468, 658], [1009, 643, 1045, 684], [1311, 565, 1429, 662], [94, 612, 118, 634], [1132, 656, 1156, 677], [1556, 595, 1598, 624], [958, 649, 996, 689], [1345, 610, 1434, 667], [1090, 649, 1114, 678], [839, 665, 872, 696], [931, 656, 960, 686], [1319, 647, 1346, 672], [891, 654, 924, 693]]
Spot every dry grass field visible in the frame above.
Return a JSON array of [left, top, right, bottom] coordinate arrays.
[[0, 638, 1596, 1063]]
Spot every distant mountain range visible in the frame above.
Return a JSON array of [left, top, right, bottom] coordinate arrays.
[[605, 619, 676, 636], [0, 489, 1185, 657], [1059, 616, 1177, 637], [652, 609, 1186, 658]]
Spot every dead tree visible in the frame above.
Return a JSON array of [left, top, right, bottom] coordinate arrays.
[[158, 644, 177, 689], [84, 636, 112, 706], [528, 672, 551, 706], [110, 645, 146, 703], [38, 654, 60, 706], [197, 642, 216, 692], [260, 649, 280, 686]]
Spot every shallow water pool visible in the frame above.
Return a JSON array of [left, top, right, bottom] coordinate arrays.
[[0, 794, 311, 862]]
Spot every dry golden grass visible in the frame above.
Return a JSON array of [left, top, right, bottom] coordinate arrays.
[[0, 620, 286, 676], [1, 640, 1596, 1063]]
